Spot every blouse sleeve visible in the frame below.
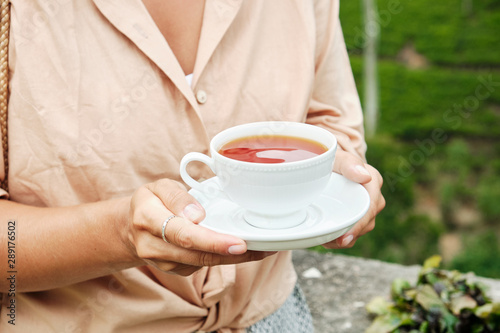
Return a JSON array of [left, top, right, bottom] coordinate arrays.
[[306, 0, 367, 160]]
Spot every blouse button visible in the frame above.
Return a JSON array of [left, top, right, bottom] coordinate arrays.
[[196, 90, 208, 104]]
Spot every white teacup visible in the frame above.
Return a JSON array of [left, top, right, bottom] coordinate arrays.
[[180, 121, 337, 229]]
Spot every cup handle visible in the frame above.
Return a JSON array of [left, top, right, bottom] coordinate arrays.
[[180, 152, 216, 191]]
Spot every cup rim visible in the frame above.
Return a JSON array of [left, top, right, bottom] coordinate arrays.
[[209, 121, 337, 169]]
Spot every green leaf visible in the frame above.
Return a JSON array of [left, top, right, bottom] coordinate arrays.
[[492, 302, 500, 315], [450, 270, 463, 283], [366, 296, 393, 316], [365, 314, 402, 333], [475, 303, 493, 319], [423, 255, 442, 270], [475, 302, 500, 318], [472, 324, 486, 333], [442, 312, 459, 331], [391, 278, 411, 299], [404, 288, 418, 300], [419, 321, 429, 332], [424, 273, 440, 285], [399, 312, 415, 326], [415, 285, 446, 311], [450, 295, 477, 315]]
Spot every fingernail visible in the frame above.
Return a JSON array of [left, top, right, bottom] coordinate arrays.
[[182, 204, 204, 221], [355, 165, 370, 176], [341, 235, 354, 247], [228, 244, 246, 255]]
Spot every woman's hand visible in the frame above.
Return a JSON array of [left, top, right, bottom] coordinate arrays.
[[322, 149, 385, 249], [124, 179, 274, 276]]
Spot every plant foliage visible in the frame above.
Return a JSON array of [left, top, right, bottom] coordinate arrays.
[[366, 255, 500, 332]]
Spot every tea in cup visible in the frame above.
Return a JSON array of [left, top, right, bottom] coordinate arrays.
[[180, 121, 337, 229]]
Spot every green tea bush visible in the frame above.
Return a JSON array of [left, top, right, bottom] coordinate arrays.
[[340, 0, 500, 66], [450, 232, 500, 279], [477, 177, 500, 224], [438, 140, 477, 228], [349, 57, 500, 142]]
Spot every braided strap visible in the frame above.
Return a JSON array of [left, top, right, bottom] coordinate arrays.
[[0, 0, 10, 192]]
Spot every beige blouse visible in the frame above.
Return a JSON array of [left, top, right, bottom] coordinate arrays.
[[0, 0, 365, 332]]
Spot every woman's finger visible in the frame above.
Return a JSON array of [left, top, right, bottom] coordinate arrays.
[[333, 149, 372, 184], [161, 216, 248, 255], [146, 179, 206, 223], [136, 233, 274, 269], [323, 164, 385, 249]]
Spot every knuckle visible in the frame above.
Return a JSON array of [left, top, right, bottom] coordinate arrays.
[[131, 207, 143, 223], [365, 221, 376, 233], [367, 164, 383, 184], [143, 181, 157, 193], [131, 208, 149, 230], [380, 196, 386, 210], [164, 188, 189, 206], [151, 178, 173, 190], [154, 179, 185, 194], [208, 241, 223, 255], [197, 251, 217, 267], [172, 227, 194, 249], [135, 244, 155, 261]]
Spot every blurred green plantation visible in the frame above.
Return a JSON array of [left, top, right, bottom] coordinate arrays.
[[312, 0, 500, 278], [341, 0, 500, 66]]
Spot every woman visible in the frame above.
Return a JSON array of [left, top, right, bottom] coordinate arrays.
[[0, 0, 384, 331]]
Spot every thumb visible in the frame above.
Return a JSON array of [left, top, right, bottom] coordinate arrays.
[[146, 179, 206, 223]]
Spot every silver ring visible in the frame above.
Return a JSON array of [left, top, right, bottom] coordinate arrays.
[[161, 215, 179, 243]]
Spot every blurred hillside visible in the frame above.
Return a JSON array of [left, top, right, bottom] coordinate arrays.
[[313, 0, 500, 278]]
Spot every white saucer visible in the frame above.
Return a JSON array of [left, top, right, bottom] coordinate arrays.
[[189, 173, 370, 251]]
